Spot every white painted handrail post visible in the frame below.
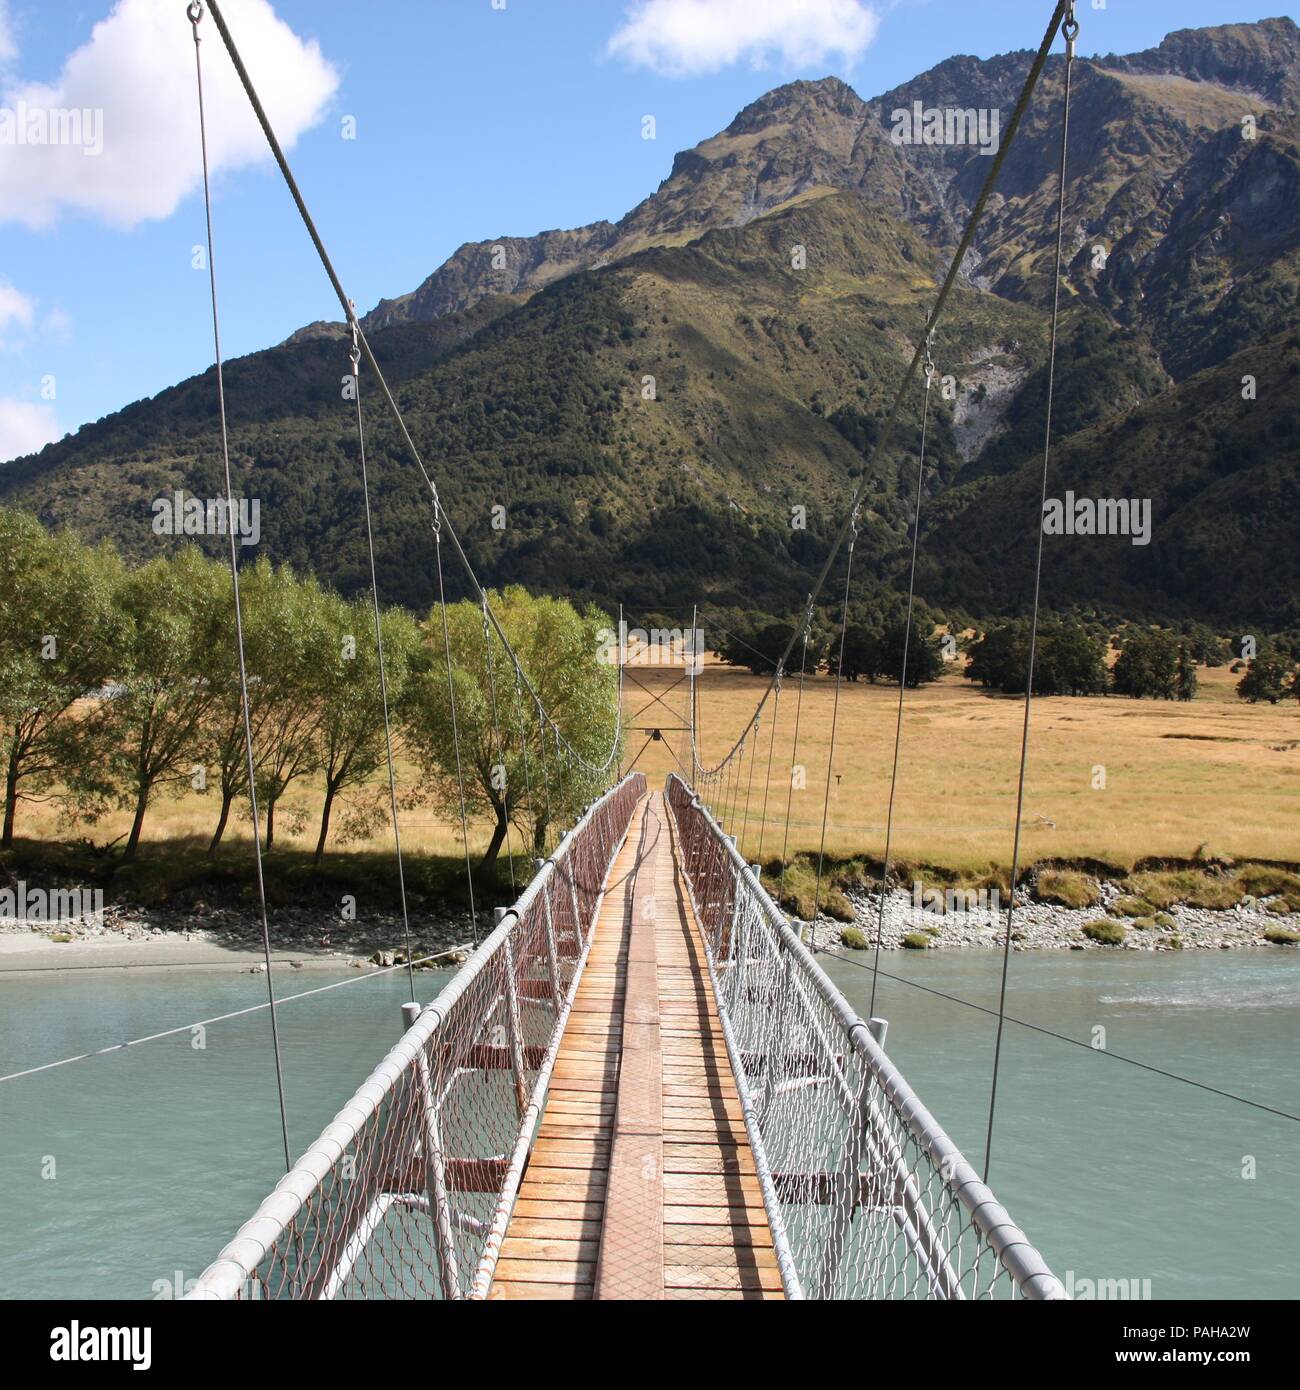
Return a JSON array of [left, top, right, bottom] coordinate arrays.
[[401, 1001, 462, 1301], [500, 929, 528, 1118]]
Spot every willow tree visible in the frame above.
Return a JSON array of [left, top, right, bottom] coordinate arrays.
[[244, 561, 324, 850], [85, 548, 227, 860], [405, 586, 621, 867], [311, 588, 421, 864], [0, 510, 123, 846]]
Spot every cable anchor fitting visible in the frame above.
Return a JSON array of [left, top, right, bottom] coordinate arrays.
[[187, 1, 203, 28], [1063, 8, 1079, 61]]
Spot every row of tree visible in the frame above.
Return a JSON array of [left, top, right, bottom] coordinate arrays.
[[0, 509, 620, 863], [718, 616, 946, 687], [717, 603, 1299, 703]]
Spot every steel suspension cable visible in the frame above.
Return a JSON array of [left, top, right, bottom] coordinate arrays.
[[869, 340, 937, 1018], [187, 0, 290, 1173], [689, 0, 1075, 781], [984, 3, 1079, 1185], [349, 325, 417, 1001], [200, 0, 620, 784]]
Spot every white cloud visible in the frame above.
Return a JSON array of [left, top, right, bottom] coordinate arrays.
[[0, 0, 339, 230], [607, 0, 880, 77], [0, 275, 34, 331], [0, 398, 60, 462]]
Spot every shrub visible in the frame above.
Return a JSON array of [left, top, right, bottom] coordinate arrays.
[[1035, 869, 1100, 909], [1131, 916, 1158, 930], [1154, 911, 1176, 927], [922, 924, 942, 937], [1112, 895, 1157, 917], [1267, 897, 1300, 914], [901, 933, 931, 949], [1264, 926, 1300, 945], [839, 927, 868, 950], [1083, 919, 1126, 945]]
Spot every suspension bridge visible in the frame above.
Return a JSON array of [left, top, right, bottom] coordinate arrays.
[[179, 0, 1083, 1300]]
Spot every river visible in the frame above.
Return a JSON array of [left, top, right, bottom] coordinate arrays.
[[1, 951, 1296, 1300]]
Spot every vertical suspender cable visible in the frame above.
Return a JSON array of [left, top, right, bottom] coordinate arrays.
[[187, 1, 290, 1171], [869, 341, 936, 1018], [481, 597, 516, 893], [433, 509, 479, 945], [811, 526, 858, 949], [778, 606, 813, 905], [756, 674, 781, 861], [349, 325, 417, 1000], [984, 4, 1079, 1184]]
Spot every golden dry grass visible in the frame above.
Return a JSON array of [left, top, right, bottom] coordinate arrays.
[[14, 657, 1299, 877], [622, 656, 1300, 875]]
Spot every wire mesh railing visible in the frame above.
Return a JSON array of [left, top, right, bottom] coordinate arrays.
[[664, 773, 1065, 1301], [185, 772, 646, 1301]]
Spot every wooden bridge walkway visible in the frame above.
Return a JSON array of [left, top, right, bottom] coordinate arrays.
[[489, 791, 784, 1301]]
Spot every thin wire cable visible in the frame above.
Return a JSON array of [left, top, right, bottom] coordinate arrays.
[[739, 709, 760, 858], [188, 1, 290, 1173], [778, 613, 812, 901], [433, 509, 479, 945], [0, 944, 473, 1087], [756, 674, 781, 860], [984, 4, 1078, 1185], [480, 597, 516, 893], [811, 526, 858, 945], [349, 326, 416, 1000], [822, 950, 1300, 1126], [869, 346, 936, 1018]]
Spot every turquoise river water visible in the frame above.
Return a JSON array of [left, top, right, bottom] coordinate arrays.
[[1, 950, 1296, 1299]]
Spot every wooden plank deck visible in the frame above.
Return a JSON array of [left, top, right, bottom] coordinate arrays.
[[488, 791, 783, 1301]]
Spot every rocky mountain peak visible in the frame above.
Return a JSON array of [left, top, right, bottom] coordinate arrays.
[[1097, 16, 1300, 107]]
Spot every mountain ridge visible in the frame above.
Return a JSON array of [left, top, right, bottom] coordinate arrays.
[[3, 18, 1298, 632]]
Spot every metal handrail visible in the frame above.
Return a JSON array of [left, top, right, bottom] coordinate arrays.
[[186, 772, 646, 1300], [664, 773, 1065, 1300]]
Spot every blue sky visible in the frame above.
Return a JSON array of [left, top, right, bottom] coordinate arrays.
[[0, 0, 1292, 461]]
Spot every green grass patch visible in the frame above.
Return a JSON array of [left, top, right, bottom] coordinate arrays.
[[1082, 919, 1127, 945], [1263, 926, 1300, 945], [1234, 865, 1300, 898], [1035, 870, 1100, 909], [774, 856, 855, 921], [1129, 870, 1243, 910], [901, 932, 932, 950], [1111, 895, 1157, 918], [839, 927, 868, 950]]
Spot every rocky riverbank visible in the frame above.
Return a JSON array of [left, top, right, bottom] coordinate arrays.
[[800, 879, 1300, 953], [0, 901, 475, 973]]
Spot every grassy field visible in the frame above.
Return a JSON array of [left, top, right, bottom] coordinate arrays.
[[624, 656, 1300, 877], [9, 656, 1298, 888]]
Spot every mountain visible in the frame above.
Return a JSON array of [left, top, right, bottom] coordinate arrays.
[[3, 17, 1299, 630]]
